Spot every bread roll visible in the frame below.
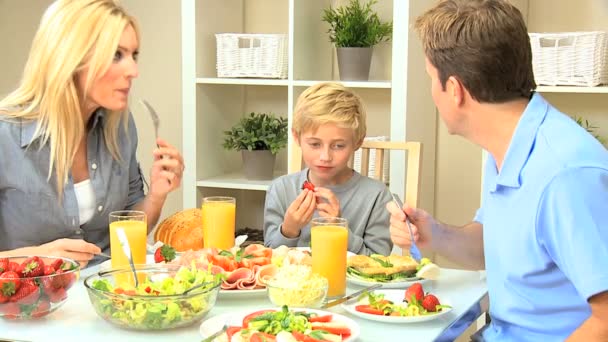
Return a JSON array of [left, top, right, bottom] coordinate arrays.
[[153, 208, 203, 251]]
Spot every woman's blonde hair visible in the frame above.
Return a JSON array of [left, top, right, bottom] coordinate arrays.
[[0, 0, 139, 197], [293, 82, 367, 143]]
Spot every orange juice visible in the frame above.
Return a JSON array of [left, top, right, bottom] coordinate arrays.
[[202, 197, 236, 249], [311, 225, 348, 298], [109, 219, 147, 285]]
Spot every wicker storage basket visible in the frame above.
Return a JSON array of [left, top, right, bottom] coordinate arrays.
[[529, 31, 608, 86], [215, 33, 288, 79]]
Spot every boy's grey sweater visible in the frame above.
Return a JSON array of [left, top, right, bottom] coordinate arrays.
[[263, 169, 393, 255]]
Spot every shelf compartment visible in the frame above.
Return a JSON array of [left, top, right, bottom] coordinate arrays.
[[293, 80, 391, 89], [196, 78, 289, 86], [536, 85, 608, 93], [197, 171, 286, 191]]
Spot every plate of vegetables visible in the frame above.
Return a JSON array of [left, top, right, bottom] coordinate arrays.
[[342, 283, 452, 323], [199, 305, 359, 341]]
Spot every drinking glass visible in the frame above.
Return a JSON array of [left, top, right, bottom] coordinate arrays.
[[311, 217, 348, 298], [109, 210, 147, 285], [202, 196, 236, 250]]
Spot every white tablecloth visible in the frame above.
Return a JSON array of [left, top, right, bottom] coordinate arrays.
[[0, 267, 487, 342]]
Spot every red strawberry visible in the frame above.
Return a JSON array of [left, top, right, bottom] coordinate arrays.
[[32, 298, 51, 318], [301, 180, 315, 191], [0, 292, 9, 304], [154, 245, 176, 263], [10, 280, 39, 305], [0, 302, 21, 319], [52, 269, 76, 290], [47, 287, 67, 303], [8, 261, 22, 276], [50, 258, 63, 271], [405, 282, 424, 303], [0, 258, 8, 273], [421, 294, 441, 312], [21, 256, 44, 277], [0, 271, 21, 296], [43, 265, 56, 276]]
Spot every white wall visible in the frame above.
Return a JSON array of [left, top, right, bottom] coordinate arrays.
[[0, 0, 183, 233]]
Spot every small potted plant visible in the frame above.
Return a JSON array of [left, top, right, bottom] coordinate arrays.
[[322, 0, 393, 81], [223, 112, 288, 180]]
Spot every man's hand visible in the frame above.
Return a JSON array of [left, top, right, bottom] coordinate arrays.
[[281, 189, 316, 238], [386, 201, 433, 250], [314, 187, 340, 218]]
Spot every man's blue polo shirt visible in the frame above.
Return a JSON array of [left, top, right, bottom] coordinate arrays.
[[476, 93, 608, 341]]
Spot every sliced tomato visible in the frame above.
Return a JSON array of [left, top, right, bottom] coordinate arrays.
[[308, 314, 333, 323], [242, 309, 276, 328], [226, 326, 242, 339], [291, 332, 328, 342], [355, 304, 384, 315], [250, 332, 276, 342], [211, 254, 238, 272], [239, 256, 271, 269], [311, 322, 352, 336]]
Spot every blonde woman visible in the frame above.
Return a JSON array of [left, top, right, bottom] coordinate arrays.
[[0, 0, 184, 267], [263, 82, 410, 256]]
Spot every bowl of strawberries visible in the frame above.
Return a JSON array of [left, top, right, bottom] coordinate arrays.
[[0, 256, 79, 320]]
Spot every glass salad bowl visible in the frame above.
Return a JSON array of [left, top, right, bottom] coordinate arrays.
[[0, 255, 80, 320], [83, 264, 221, 330]]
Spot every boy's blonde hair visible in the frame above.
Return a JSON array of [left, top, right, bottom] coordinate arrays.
[[0, 0, 139, 197], [293, 82, 366, 143]]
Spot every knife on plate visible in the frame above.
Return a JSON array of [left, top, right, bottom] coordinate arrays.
[[321, 284, 382, 309]]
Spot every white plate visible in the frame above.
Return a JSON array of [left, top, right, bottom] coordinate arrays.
[[342, 289, 453, 323], [200, 308, 360, 341], [346, 273, 428, 289], [218, 288, 267, 298]]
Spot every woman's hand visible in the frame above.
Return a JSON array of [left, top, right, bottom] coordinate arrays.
[[386, 201, 434, 250], [281, 189, 316, 238], [314, 187, 341, 218], [148, 138, 185, 199], [35, 238, 101, 268]]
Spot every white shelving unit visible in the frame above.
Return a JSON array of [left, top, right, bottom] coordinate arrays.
[[480, 0, 608, 195], [181, 0, 437, 229]]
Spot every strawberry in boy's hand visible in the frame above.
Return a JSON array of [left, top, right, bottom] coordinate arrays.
[[421, 293, 441, 312], [301, 180, 315, 191], [154, 244, 176, 263], [404, 282, 424, 303]]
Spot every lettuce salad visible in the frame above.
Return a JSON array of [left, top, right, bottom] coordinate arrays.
[[90, 265, 221, 330]]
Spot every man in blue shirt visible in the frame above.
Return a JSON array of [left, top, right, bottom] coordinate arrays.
[[388, 0, 608, 340]]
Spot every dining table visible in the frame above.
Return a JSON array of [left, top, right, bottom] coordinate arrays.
[[0, 265, 487, 342]]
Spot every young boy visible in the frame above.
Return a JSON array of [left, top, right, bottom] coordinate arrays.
[[264, 82, 415, 256]]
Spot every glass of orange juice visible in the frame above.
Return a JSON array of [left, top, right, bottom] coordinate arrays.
[[311, 217, 348, 298], [109, 210, 147, 285], [202, 196, 236, 250]]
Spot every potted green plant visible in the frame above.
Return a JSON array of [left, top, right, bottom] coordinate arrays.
[[223, 112, 288, 180], [574, 115, 606, 145], [322, 0, 393, 81]]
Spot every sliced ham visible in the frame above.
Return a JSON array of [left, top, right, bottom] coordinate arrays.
[[225, 268, 253, 283], [255, 264, 278, 287], [244, 244, 272, 258]]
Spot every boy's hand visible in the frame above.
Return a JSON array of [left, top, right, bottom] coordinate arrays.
[[281, 189, 316, 238], [314, 187, 341, 218]]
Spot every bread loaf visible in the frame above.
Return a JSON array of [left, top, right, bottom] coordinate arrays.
[[153, 208, 203, 251]]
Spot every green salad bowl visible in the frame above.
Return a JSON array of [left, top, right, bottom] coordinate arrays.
[[84, 263, 221, 330]]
